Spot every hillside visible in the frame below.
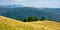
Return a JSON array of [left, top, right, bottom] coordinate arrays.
[[0, 16, 60, 30], [0, 7, 60, 22]]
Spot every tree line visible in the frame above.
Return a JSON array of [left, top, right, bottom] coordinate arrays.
[[16, 16, 46, 22]]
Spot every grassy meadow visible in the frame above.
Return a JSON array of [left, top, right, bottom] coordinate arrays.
[[0, 16, 60, 30]]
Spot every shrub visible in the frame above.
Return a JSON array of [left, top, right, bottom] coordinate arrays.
[[16, 18, 20, 20], [40, 16, 46, 21], [23, 16, 39, 22]]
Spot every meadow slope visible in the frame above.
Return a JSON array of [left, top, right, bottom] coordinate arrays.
[[0, 16, 60, 30]]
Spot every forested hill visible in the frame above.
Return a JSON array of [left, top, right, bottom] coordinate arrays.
[[0, 6, 60, 22]]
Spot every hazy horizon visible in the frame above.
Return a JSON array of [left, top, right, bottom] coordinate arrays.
[[0, 0, 60, 8]]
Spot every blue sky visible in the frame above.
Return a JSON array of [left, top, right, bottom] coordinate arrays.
[[0, 0, 60, 8]]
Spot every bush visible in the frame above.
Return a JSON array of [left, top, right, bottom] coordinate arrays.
[[40, 16, 46, 21], [16, 18, 20, 20], [23, 18, 28, 22], [23, 16, 39, 22]]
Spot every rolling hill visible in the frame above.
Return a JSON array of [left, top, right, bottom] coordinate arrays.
[[0, 16, 60, 30], [0, 7, 60, 22], [0, 5, 60, 22]]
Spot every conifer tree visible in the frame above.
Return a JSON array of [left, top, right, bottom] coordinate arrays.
[[40, 16, 46, 21]]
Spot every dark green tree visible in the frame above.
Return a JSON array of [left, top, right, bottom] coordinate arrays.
[[23, 16, 39, 22], [23, 18, 28, 22], [34, 17, 39, 21], [40, 16, 46, 21], [28, 16, 35, 22]]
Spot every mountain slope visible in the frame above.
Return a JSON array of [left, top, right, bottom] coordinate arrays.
[[0, 7, 60, 22], [0, 16, 60, 30]]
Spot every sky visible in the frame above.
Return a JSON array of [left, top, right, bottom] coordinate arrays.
[[0, 0, 60, 8]]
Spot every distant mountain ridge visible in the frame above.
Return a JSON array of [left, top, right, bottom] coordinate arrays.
[[0, 5, 24, 8], [0, 5, 60, 22]]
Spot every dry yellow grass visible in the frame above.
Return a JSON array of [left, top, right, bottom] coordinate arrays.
[[0, 16, 60, 30]]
